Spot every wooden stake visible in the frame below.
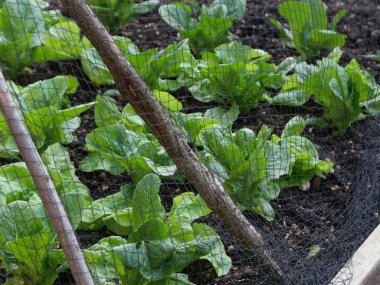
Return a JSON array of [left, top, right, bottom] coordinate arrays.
[[58, 0, 284, 279]]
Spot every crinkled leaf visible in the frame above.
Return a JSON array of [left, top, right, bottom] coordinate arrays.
[[94, 95, 121, 127], [169, 193, 211, 223], [208, 0, 246, 20], [113, 240, 176, 281], [264, 141, 293, 179], [251, 198, 275, 221], [131, 174, 165, 227], [85, 237, 127, 284], [159, 3, 192, 31], [272, 89, 311, 106], [79, 152, 125, 175], [204, 105, 239, 128], [281, 116, 306, 139], [16, 76, 78, 112], [0, 163, 36, 203], [82, 123, 176, 181], [153, 90, 183, 111], [214, 41, 269, 63], [81, 185, 133, 227], [34, 20, 83, 63]]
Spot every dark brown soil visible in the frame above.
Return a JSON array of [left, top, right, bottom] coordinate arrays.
[[5, 1, 380, 285]]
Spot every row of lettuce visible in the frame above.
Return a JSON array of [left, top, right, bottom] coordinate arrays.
[[0, 143, 230, 284], [0, 74, 333, 284], [2, 0, 379, 132], [0, 0, 378, 284]]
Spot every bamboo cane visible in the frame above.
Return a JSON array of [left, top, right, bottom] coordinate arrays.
[[0, 71, 95, 285]]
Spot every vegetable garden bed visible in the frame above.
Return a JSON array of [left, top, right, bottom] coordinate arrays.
[[0, 0, 379, 284]]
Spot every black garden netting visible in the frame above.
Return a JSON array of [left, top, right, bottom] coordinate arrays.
[[0, 0, 379, 285]]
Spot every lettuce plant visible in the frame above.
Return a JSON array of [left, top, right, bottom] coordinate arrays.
[[272, 51, 380, 133], [83, 174, 231, 285], [80, 37, 197, 90], [0, 0, 82, 76], [184, 41, 290, 113], [79, 93, 237, 182], [87, 0, 159, 30], [159, 0, 246, 56], [79, 93, 183, 182], [79, 122, 178, 182], [270, 0, 347, 60], [198, 118, 333, 220], [0, 199, 66, 285], [0, 143, 92, 226], [0, 143, 92, 284], [172, 105, 239, 145], [0, 76, 95, 159], [80, 36, 139, 86]]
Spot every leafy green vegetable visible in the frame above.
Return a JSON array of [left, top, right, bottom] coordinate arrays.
[[270, 0, 347, 60], [272, 55, 380, 133], [79, 122, 177, 182], [0, 199, 66, 285], [87, 0, 159, 30], [0, 143, 92, 284], [82, 174, 230, 284], [0, 76, 94, 159], [159, 0, 246, 56], [42, 143, 93, 228], [0, 143, 92, 227], [84, 236, 127, 285], [198, 121, 333, 220], [184, 41, 288, 112], [80, 36, 139, 86], [93, 94, 149, 137], [80, 184, 135, 234], [152, 90, 183, 111], [82, 93, 238, 181], [172, 105, 239, 145], [84, 93, 242, 184], [0, 0, 82, 76], [81, 37, 197, 91], [33, 18, 83, 64]]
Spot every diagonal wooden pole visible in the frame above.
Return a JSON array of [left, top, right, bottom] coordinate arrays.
[[58, 0, 284, 279], [0, 71, 95, 285]]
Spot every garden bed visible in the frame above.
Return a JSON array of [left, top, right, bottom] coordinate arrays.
[[1, 0, 379, 284]]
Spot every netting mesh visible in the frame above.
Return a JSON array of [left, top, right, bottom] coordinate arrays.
[[0, 0, 379, 284]]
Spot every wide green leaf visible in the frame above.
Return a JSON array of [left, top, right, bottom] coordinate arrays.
[[80, 185, 134, 230], [85, 236, 127, 284], [278, 1, 311, 52], [169, 192, 211, 223], [271, 0, 347, 59], [82, 123, 176, 182], [131, 174, 165, 227], [271, 90, 311, 106], [159, 3, 192, 31]]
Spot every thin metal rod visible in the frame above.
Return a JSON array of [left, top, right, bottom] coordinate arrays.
[[0, 71, 95, 285]]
